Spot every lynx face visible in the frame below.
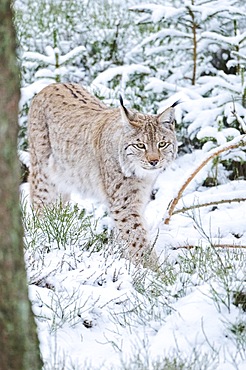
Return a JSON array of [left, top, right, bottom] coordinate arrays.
[[119, 97, 177, 178]]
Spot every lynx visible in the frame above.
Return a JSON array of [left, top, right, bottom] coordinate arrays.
[[28, 83, 178, 264]]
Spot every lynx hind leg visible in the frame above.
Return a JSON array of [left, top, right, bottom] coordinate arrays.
[[29, 161, 70, 213], [29, 159, 58, 212], [28, 103, 70, 214]]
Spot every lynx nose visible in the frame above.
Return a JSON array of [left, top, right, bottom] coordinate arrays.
[[149, 160, 159, 167]]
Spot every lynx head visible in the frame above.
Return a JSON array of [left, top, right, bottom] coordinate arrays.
[[119, 96, 178, 178]]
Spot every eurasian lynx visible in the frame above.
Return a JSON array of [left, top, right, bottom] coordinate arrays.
[[28, 83, 177, 264]]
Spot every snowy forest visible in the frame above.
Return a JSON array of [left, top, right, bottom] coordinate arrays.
[[12, 0, 246, 368]]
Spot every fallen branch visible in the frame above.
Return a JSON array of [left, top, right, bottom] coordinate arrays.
[[173, 196, 246, 215], [172, 244, 246, 250], [164, 134, 246, 224]]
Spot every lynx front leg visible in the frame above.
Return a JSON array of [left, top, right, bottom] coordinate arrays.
[[119, 215, 156, 259], [109, 187, 158, 265]]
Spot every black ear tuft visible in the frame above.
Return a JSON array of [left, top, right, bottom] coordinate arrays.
[[119, 94, 130, 118], [119, 94, 124, 107], [119, 95, 138, 126], [171, 100, 182, 108]]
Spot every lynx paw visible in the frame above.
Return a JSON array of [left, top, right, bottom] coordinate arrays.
[[129, 247, 159, 269]]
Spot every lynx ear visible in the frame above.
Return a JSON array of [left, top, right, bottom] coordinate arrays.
[[119, 95, 138, 127], [157, 101, 179, 129]]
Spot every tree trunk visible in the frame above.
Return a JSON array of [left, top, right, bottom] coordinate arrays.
[[0, 1, 43, 369]]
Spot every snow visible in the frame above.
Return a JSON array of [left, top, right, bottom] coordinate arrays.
[[197, 127, 241, 144], [20, 144, 246, 369], [92, 64, 151, 90], [186, 0, 246, 22], [130, 4, 185, 23], [23, 48, 56, 65], [202, 31, 246, 47], [18, 150, 30, 167]]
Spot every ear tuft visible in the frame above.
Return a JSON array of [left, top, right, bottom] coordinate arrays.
[[171, 99, 181, 108], [157, 100, 181, 128], [119, 94, 131, 126], [119, 95, 138, 127], [119, 94, 124, 107], [119, 94, 130, 119]]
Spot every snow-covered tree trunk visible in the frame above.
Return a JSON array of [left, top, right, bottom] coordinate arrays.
[[0, 1, 42, 369]]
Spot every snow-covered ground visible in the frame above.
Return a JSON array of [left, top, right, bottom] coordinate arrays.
[[21, 149, 246, 370]]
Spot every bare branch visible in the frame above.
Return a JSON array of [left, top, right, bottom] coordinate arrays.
[[173, 196, 246, 215], [172, 244, 246, 250], [164, 134, 246, 224]]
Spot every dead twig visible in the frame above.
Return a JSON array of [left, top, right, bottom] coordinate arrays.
[[164, 134, 246, 224], [173, 197, 246, 215], [172, 244, 246, 250]]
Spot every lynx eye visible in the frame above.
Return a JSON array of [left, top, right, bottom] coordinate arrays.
[[158, 141, 170, 149], [135, 142, 146, 150]]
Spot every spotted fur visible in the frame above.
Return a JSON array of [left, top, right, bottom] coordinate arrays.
[[28, 83, 177, 264]]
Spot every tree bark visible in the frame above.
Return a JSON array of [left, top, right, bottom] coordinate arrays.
[[0, 1, 43, 369]]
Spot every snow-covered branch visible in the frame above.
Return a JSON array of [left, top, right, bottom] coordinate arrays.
[[231, 104, 246, 134]]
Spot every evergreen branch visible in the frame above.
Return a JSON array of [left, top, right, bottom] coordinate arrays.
[[173, 197, 246, 215], [231, 101, 246, 132], [164, 134, 246, 225]]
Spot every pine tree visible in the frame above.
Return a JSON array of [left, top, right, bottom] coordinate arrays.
[[128, 0, 246, 181]]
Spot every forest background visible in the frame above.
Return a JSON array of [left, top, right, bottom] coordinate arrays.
[[10, 0, 246, 369]]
